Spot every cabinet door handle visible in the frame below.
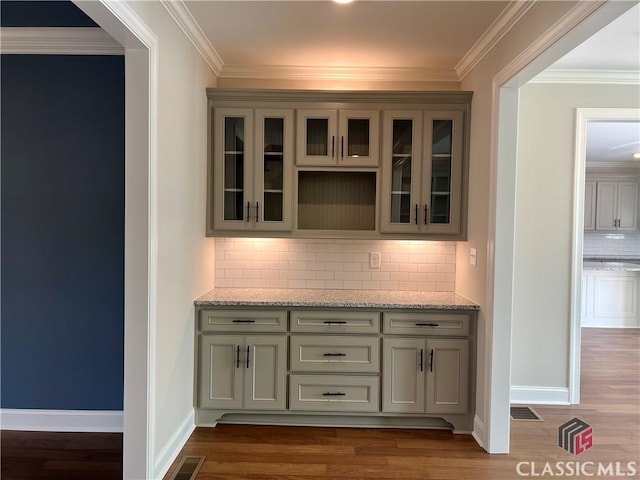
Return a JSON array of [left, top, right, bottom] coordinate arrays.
[[341, 136, 344, 158], [322, 392, 346, 396], [323, 353, 347, 357], [415, 204, 419, 225], [331, 136, 335, 158], [246, 345, 250, 369], [415, 323, 439, 327], [424, 204, 429, 227], [419, 348, 424, 372], [246, 201, 251, 222], [255, 202, 260, 223], [429, 349, 434, 372], [236, 345, 240, 369], [232, 319, 256, 323], [323, 321, 347, 325]]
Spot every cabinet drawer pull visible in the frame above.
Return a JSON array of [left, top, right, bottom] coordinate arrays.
[[323, 321, 347, 325], [236, 345, 240, 369], [323, 353, 347, 357], [246, 345, 250, 369], [322, 392, 346, 396], [429, 349, 434, 372], [415, 204, 419, 225], [255, 202, 259, 223], [415, 323, 439, 327], [331, 136, 335, 158], [232, 319, 256, 323], [341, 136, 344, 158], [419, 348, 424, 372], [424, 204, 429, 226], [246, 201, 251, 222]]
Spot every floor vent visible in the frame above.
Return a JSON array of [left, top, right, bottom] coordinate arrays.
[[168, 456, 205, 480], [510, 406, 543, 421]]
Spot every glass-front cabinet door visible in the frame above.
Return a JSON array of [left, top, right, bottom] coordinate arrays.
[[213, 108, 293, 231], [381, 110, 464, 235], [380, 111, 423, 233], [254, 109, 293, 231], [423, 111, 464, 234], [296, 109, 379, 167], [338, 109, 380, 167], [214, 108, 254, 230], [296, 109, 338, 166]]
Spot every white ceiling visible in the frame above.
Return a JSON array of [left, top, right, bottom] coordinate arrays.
[[586, 121, 640, 163], [181, 0, 511, 80], [550, 3, 640, 72]]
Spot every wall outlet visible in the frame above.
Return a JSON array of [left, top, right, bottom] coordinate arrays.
[[369, 252, 381, 269], [470, 247, 477, 266]]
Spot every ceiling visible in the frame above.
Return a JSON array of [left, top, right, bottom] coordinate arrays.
[[180, 0, 513, 81], [586, 121, 640, 164]]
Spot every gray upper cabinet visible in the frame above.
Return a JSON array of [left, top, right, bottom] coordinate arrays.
[[380, 110, 465, 235], [296, 109, 380, 167], [211, 107, 294, 232], [585, 176, 639, 232], [207, 89, 471, 239]]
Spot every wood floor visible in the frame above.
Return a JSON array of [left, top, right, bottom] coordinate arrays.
[[163, 328, 640, 480], [2, 328, 637, 480]]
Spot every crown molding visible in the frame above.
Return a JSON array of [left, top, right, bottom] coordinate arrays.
[[530, 69, 640, 85], [218, 64, 460, 83], [455, 0, 537, 80], [159, 0, 223, 75], [0, 27, 123, 55]]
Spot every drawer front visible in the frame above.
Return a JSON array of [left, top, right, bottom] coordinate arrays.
[[289, 375, 379, 412], [290, 336, 380, 373], [199, 309, 287, 332], [382, 312, 470, 336], [289, 310, 380, 334]]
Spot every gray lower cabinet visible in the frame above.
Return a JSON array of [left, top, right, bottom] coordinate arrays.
[[196, 306, 475, 431], [200, 334, 287, 410], [382, 337, 469, 415]]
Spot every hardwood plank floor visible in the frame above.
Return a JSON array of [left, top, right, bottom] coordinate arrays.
[[163, 328, 640, 480], [0, 431, 122, 480], [2, 329, 637, 479]]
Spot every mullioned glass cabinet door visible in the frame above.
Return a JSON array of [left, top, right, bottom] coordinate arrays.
[[254, 109, 293, 231], [213, 108, 254, 230], [380, 111, 423, 233], [296, 109, 338, 166]]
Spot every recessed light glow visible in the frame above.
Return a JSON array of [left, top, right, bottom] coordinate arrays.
[[334, 0, 353, 3], [633, 152, 640, 159]]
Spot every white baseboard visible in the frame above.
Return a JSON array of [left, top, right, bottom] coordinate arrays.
[[0, 409, 123, 432], [510, 386, 570, 405], [154, 410, 195, 480], [472, 415, 486, 450]]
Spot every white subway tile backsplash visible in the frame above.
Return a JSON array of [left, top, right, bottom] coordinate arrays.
[[214, 238, 456, 291], [583, 233, 640, 257]]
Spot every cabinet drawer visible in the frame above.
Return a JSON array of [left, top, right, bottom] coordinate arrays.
[[289, 310, 380, 333], [383, 312, 470, 336], [289, 375, 379, 412], [290, 336, 380, 373], [199, 309, 287, 332]]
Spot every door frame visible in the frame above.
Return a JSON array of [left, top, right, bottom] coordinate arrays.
[[569, 107, 640, 404]]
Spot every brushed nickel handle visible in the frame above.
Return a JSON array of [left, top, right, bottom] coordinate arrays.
[[323, 353, 347, 357], [322, 392, 346, 396]]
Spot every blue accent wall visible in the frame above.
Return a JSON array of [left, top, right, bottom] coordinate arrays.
[[1, 1, 98, 27], [1, 55, 125, 410]]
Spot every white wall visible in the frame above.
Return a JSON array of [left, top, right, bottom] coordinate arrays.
[[122, 2, 217, 477], [512, 83, 640, 395]]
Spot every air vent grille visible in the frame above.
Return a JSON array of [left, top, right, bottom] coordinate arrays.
[[510, 406, 543, 421], [168, 456, 205, 480]]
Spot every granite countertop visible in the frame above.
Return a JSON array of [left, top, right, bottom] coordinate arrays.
[[583, 257, 640, 272], [195, 288, 479, 310]]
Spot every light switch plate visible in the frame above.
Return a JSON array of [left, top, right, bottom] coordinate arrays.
[[470, 248, 477, 266]]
